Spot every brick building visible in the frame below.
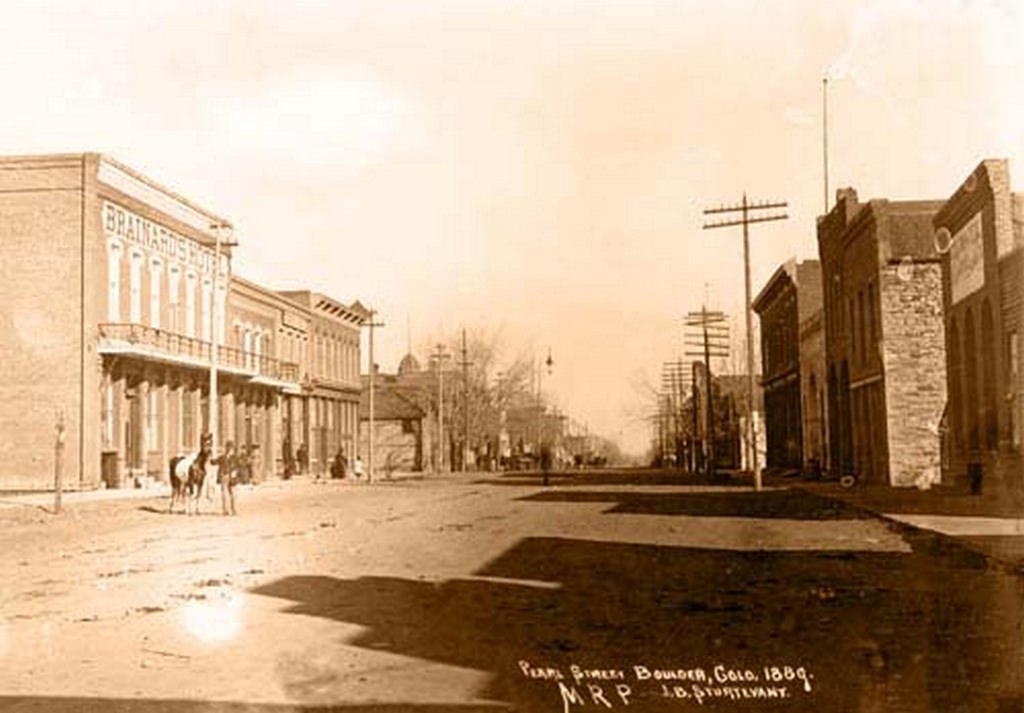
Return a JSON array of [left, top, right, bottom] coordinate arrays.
[[933, 159, 1023, 494], [799, 281, 828, 474], [753, 259, 823, 472], [0, 153, 364, 490], [276, 291, 366, 477], [818, 189, 947, 486]]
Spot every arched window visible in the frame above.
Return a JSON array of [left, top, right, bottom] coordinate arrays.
[[129, 250, 144, 324], [867, 281, 877, 357], [808, 372, 819, 458], [857, 290, 865, 365], [949, 318, 962, 452], [1009, 331, 1020, 449], [964, 308, 978, 451], [168, 265, 181, 333], [215, 284, 227, 344], [981, 300, 998, 450], [149, 257, 163, 329], [184, 271, 197, 338], [200, 277, 213, 342], [107, 241, 123, 322]]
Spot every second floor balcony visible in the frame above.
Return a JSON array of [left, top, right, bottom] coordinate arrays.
[[98, 323, 300, 386]]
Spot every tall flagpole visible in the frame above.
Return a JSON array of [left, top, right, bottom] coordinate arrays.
[[823, 76, 830, 213]]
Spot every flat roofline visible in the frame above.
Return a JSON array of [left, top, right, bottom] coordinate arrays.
[[98, 154, 233, 230], [0, 151, 233, 232]]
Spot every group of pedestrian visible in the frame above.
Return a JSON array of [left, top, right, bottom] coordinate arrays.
[[209, 440, 367, 516], [329, 448, 363, 481]]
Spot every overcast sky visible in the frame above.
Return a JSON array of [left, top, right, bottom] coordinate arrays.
[[3, 0, 1022, 454]]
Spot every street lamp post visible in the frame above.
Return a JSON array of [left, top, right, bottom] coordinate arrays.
[[364, 309, 384, 482], [431, 344, 451, 472], [536, 348, 553, 456]]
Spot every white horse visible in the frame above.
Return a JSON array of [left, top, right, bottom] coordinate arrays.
[[168, 433, 213, 515]]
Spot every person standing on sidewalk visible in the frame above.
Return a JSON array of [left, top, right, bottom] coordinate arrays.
[[212, 441, 239, 516], [540, 442, 553, 487], [353, 455, 364, 480]]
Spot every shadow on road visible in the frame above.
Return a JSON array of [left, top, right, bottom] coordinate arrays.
[[0, 699, 508, 712], [250, 536, 1023, 712], [473, 468, 747, 488], [517, 487, 875, 520]]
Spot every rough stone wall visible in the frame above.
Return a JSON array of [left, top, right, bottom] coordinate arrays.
[[799, 310, 827, 470], [880, 262, 948, 486]]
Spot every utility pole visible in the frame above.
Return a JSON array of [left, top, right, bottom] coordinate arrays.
[[457, 329, 474, 471], [661, 359, 687, 469], [684, 307, 729, 476], [703, 194, 788, 491], [208, 221, 235, 497], [431, 343, 451, 473], [364, 309, 385, 482]]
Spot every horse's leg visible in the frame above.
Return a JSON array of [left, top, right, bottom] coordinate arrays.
[[168, 460, 178, 514]]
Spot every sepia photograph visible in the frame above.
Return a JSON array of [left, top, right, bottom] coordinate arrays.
[[0, 1, 1022, 711]]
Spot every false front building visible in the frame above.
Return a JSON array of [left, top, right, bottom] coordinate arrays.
[[934, 159, 1023, 495]]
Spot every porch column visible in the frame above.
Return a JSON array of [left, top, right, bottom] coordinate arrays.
[[266, 392, 280, 482], [136, 377, 150, 483], [157, 374, 170, 483]]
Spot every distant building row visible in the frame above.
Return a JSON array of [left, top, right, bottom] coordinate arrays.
[[755, 159, 1022, 496], [0, 154, 367, 490]]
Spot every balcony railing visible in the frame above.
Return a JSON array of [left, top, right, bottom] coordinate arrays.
[[99, 323, 300, 384]]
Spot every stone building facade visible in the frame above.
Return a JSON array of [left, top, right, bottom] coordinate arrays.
[[753, 259, 824, 472], [934, 159, 1023, 494], [818, 189, 947, 486], [0, 153, 364, 490]]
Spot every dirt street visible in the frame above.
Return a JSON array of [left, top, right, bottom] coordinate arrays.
[[0, 471, 1021, 711]]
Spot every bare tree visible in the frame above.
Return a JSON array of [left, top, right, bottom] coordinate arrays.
[[416, 328, 535, 470]]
